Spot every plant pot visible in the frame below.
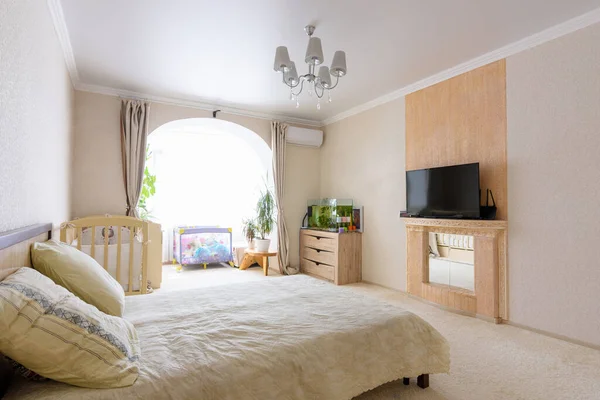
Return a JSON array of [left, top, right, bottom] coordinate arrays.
[[254, 239, 270, 252], [247, 239, 255, 250]]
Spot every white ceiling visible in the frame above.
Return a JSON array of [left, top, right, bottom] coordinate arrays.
[[58, 0, 600, 123]]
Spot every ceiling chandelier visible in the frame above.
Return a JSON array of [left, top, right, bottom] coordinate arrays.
[[273, 25, 347, 110]]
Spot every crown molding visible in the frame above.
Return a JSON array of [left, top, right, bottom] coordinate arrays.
[[75, 82, 323, 127], [47, 0, 319, 127], [323, 7, 600, 126], [47, 0, 79, 85], [48, 0, 599, 128]]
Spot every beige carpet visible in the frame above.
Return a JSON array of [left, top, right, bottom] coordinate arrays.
[[159, 265, 600, 400], [159, 263, 283, 292]]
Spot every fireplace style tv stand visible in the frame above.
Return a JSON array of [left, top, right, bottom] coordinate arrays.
[[401, 217, 508, 323]]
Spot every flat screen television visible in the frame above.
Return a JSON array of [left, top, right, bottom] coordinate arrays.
[[406, 163, 480, 219]]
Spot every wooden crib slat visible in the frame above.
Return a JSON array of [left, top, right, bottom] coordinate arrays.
[[76, 227, 82, 251], [103, 225, 109, 270], [117, 226, 122, 289], [141, 224, 149, 294], [60, 227, 67, 243], [128, 227, 134, 294], [90, 226, 96, 258]]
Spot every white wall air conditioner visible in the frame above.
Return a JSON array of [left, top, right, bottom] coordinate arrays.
[[286, 126, 323, 148]]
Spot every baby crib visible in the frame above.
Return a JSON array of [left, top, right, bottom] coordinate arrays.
[[60, 215, 162, 295]]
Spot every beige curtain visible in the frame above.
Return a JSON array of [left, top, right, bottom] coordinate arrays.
[[120, 100, 150, 217], [271, 121, 296, 275]]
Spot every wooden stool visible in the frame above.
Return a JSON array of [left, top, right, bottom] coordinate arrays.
[[239, 249, 277, 276]]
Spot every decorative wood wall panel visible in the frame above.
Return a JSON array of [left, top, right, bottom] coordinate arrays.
[[405, 60, 508, 220]]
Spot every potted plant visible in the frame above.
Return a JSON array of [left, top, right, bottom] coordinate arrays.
[[254, 186, 276, 252], [242, 218, 257, 250]]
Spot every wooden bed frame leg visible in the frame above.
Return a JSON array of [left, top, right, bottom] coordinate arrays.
[[403, 377, 410, 385], [417, 374, 429, 389]]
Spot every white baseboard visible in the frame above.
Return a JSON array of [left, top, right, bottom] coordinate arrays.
[[359, 280, 600, 350], [504, 321, 600, 351]]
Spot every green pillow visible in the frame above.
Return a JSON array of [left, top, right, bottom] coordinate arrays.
[[31, 240, 125, 316]]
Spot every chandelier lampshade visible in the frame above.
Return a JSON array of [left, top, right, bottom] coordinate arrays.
[[273, 25, 347, 109], [273, 46, 292, 72], [284, 62, 299, 85], [330, 51, 347, 77], [304, 37, 324, 65], [318, 66, 332, 88]]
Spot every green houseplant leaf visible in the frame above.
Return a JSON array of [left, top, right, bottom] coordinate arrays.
[[255, 185, 276, 240], [242, 218, 257, 243], [137, 145, 157, 220]]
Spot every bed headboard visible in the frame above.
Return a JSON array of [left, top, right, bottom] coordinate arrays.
[[0, 223, 53, 271]]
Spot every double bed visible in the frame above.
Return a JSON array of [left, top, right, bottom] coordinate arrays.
[[1, 223, 450, 399]]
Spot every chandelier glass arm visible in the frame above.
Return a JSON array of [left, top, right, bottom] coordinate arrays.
[[315, 84, 325, 99], [291, 79, 305, 97], [281, 73, 301, 89]]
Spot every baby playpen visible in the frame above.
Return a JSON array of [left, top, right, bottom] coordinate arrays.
[[173, 226, 233, 267]]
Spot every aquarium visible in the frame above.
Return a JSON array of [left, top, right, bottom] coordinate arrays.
[[307, 199, 353, 231]]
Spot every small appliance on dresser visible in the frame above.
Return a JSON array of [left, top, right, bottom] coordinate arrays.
[[299, 229, 362, 285]]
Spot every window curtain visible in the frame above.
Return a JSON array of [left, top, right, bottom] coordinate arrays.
[[120, 99, 150, 217], [162, 229, 174, 263], [271, 121, 297, 275]]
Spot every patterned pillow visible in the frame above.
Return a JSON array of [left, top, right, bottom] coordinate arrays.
[[0, 267, 140, 388]]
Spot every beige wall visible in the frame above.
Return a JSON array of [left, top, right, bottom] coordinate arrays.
[[72, 91, 124, 216], [320, 23, 600, 345], [71, 91, 319, 269], [506, 22, 600, 347], [285, 145, 321, 268], [321, 98, 406, 291], [0, 0, 74, 232]]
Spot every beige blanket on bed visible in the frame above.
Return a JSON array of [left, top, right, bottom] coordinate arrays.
[[6, 275, 450, 400]]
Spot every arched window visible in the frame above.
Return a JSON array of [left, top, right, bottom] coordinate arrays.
[[147, 119, 273, 261]]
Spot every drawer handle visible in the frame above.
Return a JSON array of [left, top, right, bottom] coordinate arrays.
[[316, 249, 321, 253]]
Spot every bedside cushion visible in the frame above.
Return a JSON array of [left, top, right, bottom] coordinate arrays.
[[0, 268, 140, 388], [31, 240, 125, 317]]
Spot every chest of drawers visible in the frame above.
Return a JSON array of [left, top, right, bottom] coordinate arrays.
[[299, 229, 362, 285]]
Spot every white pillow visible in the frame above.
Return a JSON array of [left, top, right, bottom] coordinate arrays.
[[31, 240, 125, 317], [0, 268, 140, 388]]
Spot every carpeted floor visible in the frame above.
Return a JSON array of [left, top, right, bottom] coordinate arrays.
[[159, 265, 600, 400], [159, 263, 283, 292]]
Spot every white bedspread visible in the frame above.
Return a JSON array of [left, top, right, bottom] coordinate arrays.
[[6, 275, 450, 400]]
